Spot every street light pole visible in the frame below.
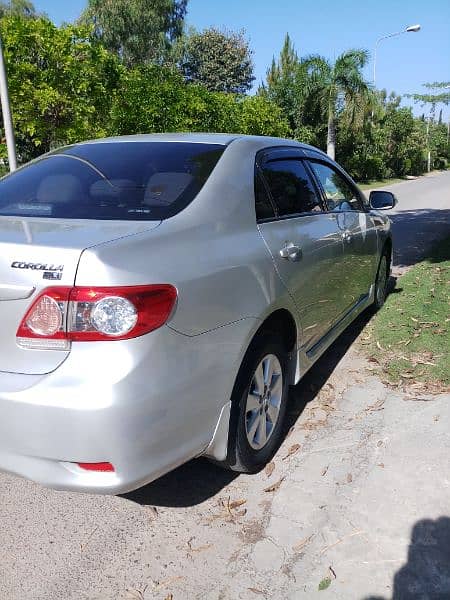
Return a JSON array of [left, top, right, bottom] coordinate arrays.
[[444, 85, 450, 145], [373, 24, 421, 86], [0, 35, 17, 172]]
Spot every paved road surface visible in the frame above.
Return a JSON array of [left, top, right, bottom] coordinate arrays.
[[374, 170, 450, 272], [0, 171, 449, 600]]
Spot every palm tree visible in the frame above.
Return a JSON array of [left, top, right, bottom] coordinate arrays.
[[302, 49, 372, 160]]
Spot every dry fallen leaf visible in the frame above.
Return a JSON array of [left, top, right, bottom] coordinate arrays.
[[346, 473, 353, 484], [292, 534, 314, 553], [378, 463, 385, 468], [321, 465, 329, 477], [403, 397, 437, 402], [248, 588, 266, 596], [366, 398, 385, 412], [264, 477, 285, 493], [207, 497, 248, 522], [188, 543, 213, 554], [229, 499, 247, 510], [126, 587, 147, 600], [265, 461, 275, 478], [282, 443, 301, 460], [154, 577, 185, 590]]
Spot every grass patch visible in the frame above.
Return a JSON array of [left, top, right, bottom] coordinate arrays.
[[358, 177, 405, 190], [363, 236, 450, 392]]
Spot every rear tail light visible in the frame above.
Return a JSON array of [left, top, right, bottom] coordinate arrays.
[[77, 462, 115, 472], [16, 285, 177, 349]]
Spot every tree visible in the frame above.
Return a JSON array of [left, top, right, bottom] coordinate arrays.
[[406, 81, 450, 107], [303, 49, 372, 159], [405, 82, 450, 170], [80, 0, 187, 67], [261, 34, 307, 134], [0, 0, 38, 18], [0, 16, 122, 160], [179, 27, 254, 94]]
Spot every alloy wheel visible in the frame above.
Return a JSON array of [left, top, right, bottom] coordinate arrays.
[[245, 354, 283, 450]]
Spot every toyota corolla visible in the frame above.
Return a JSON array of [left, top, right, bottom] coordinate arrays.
[[0, 133, 396, 494]]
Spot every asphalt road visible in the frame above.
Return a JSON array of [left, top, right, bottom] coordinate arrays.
[[0, 171, 449, 600], [378, 170, 450, 272]]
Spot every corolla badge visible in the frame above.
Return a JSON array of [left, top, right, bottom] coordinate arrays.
[[11, 261, 64, 280]]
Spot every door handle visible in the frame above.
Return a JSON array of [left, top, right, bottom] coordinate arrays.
[[342, 230, 353, 243], [279, 241, 302, 261]]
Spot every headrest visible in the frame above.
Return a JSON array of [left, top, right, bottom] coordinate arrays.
[[144, 172, 193, 206], [36, 174, 84, 204]]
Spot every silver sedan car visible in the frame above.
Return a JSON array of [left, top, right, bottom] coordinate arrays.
[[0, 133, 395, 494]]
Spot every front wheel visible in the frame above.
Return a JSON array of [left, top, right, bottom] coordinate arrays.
[[372, 252, 389, 312], [218, 335, 290, 473]]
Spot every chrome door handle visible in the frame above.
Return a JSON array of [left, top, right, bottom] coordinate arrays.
[[279, 241, 302, 261], [342, 230, 353, 243]]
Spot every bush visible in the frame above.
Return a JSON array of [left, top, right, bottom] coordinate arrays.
[[110, 64, 290, 138]]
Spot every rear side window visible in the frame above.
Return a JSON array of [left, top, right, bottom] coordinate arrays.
[[261, 159, 322, 217], [0, 142, 225, 221], [254, 170, 275, 221]]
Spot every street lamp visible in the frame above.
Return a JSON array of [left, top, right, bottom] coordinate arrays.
[[373, 24, 421, 85], [445, 85, 450, 144]]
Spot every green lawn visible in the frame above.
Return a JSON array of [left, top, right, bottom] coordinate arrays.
[[358, 177, 406, 190], [362, 236, 450, 392]]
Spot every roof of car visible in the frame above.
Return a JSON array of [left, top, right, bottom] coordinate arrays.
[[77, 133, 327, 156]]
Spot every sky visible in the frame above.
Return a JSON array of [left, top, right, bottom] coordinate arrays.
[[35, 0, 450, 119]]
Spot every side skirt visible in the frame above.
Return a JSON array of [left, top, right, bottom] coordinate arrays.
[[297, 287, 374, 378]]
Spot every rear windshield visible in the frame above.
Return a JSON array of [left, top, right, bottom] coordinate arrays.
[[0, 142, 225, 220]]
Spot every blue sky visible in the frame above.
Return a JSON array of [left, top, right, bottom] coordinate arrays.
[[35, 0, 450, 118]]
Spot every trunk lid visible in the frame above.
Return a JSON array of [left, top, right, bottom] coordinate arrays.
[[0, 217, 160, 374]]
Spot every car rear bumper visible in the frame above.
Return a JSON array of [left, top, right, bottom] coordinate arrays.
[[0, 321, 256, 494]]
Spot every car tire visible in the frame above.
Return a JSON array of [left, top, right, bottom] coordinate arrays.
[[371, 251, 389, 312], [218, 334, 290, 474]]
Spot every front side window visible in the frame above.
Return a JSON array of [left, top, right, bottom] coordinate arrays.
[[0, 142, 225, 221], [308, 162, 363, 212], [261, 159, 322, 217]]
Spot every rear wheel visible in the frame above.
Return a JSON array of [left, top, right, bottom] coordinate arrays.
[[218, 335, 290, 473]]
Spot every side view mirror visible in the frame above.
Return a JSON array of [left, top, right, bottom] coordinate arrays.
[[369, 190, 397, 210]]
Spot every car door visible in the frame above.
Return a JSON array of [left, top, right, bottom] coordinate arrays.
[[308, 160, 379, 309], [255, 149, 346, 350]]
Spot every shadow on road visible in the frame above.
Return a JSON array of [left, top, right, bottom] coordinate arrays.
[[364, 516, 450, 600], [390, 208, 450, 268], [124, 308, 373, 508]]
